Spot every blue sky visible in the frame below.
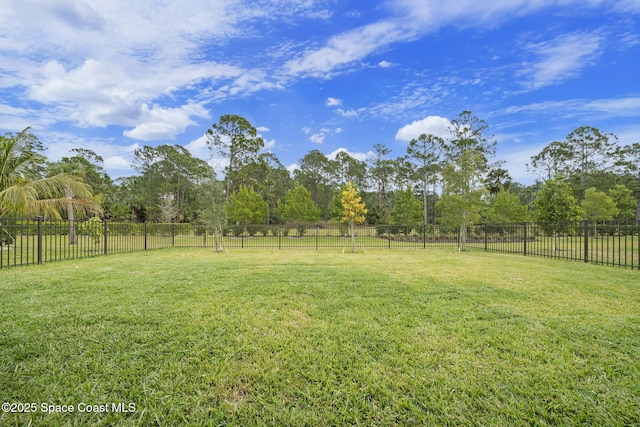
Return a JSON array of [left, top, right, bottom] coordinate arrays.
[[1, 0, 639, 185]]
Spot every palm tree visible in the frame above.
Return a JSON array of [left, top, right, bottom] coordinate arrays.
[[0, 128, 102, 222]]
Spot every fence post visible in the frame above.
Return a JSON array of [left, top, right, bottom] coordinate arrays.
[[171, 223, 175, 247], [484, 223, 488, 252], [583, 220, 589, 263], [278, 226, 281, 250], [523, 222, 528, 257], [144, 222, 148, 250], [37, 216, 43, 264], [103, 218, 108, 255], [316, 225, 319, 250]]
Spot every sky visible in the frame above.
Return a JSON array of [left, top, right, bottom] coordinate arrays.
[[1, 0, 639, 185]]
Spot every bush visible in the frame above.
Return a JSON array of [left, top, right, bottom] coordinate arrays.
[[77, 217, 103, 245]]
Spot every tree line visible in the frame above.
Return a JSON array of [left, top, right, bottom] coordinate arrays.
[[1, 112, 639, 239]]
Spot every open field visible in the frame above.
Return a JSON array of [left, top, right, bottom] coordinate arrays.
[[1, 248, 639, 425]]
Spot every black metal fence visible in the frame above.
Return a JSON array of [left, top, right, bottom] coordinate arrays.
[[1, 217, 639, 270]]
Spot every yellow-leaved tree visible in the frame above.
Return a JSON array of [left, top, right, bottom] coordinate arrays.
[[341, 181, 367, 253]]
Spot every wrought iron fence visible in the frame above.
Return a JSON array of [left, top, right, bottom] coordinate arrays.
[[1, 217, 639, 270]]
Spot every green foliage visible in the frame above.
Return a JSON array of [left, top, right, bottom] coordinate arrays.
[[581, 187, 618, 220], [77, 216, 103, 244], [0, 128, 101, 219], [207, 115, 265, 199], [226, 185, 268, 225], [488, 189, 529, 223], [277, 181, 320, 225], [533, 177, 582, 225], [608, 184, 637, 221], [391, 186, 423, 225]]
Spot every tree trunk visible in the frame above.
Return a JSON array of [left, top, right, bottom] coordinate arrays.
[[67, 199, 77, 245], [350, 220, 355, 253], [459, 218, 467, 251]]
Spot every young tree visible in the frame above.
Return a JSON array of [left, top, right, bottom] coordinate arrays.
[[226, 185, 268, 233], [581, 187, 618, 221], [196, 169, 227, 251], [441, 111, 496, 250], [341, 181, 367, 253], [207, 115, 264, 200], [278, 182, 320, 232]]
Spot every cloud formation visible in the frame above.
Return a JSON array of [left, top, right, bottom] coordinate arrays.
[[395, 116, 451, 141]]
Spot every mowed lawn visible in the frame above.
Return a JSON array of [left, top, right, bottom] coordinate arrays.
[[1, 249, 639, 426]]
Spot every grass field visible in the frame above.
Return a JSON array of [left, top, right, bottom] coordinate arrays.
[[1, 248, 639, 426]]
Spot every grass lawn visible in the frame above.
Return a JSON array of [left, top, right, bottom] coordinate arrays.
[[1, 248, 639, 426]]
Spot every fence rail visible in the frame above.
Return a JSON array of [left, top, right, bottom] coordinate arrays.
[[1, 218, 639, 270]]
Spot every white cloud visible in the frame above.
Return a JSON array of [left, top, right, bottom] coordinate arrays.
[[104, 156, 132, 170], [302, 127, 312, 134], [395, 116, 451, 141], [283, 18, 417, 78], [309, 132, 325, 144], [520, 31, 603, 89], [336, 108, 359, 118], [327, 147, 369, 162], [326, 97, 342, 106], [378, 60, 395, 68], [123, 103, 210, 141], [334, 127, 343, 134], [504, 96, 640, 118], [256, 126, 270, 132]]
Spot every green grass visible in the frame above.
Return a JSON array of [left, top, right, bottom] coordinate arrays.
[[1, 248, 639, 426]]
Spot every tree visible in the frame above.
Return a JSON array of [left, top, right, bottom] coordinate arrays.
[[564, 126, 619, 195], [441, 111, 496, 250], [207, 115, 264, 200], [581, 187, 618, 221], [391, 186, 422, 228], [131, 144, 211, 222], [294, 150, 336, 220], [608, 184, 637, 221], [332, 150, 367, 190], [528, 141, 572, 180], [406, 133, 444, 226], [48, 155, 100, 244], [240, 153, 292, 224], [368, 144, 395, 223], [277, 182, 320, 236], [226, 185, 268, 232], [196, 169, 227, 251], [485, 166, 512, 195], [0, 128, 100, 219], [488, 189, 529, 223], [533, 178, 582, 246], [341, 181, 367, 253]]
